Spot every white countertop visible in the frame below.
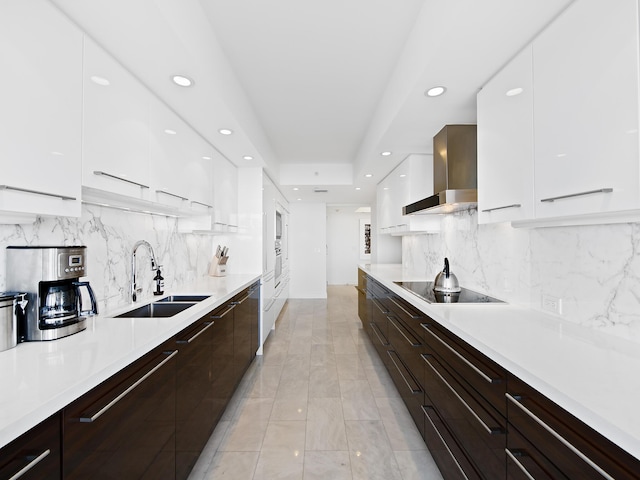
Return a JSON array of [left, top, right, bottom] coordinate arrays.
[[361, 263, 640, 461], [0, 273, 260, 449]]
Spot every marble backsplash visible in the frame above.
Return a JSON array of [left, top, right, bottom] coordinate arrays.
[[0, 205, 214, 313], [402, 210, 640, 343]]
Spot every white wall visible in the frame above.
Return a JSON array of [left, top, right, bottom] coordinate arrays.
[[326, 206, 370, 285], [402, 209, 640, 344], [289, 203, 327, 298]]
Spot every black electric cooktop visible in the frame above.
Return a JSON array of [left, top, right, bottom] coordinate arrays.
[[394, 281, 504, 304]]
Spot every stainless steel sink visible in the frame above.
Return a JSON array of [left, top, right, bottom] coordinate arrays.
[[115, 302, 196, 318], [156, 295, 210, 303]]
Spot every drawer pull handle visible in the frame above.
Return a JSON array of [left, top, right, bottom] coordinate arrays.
[[190, 200, 213, 209], [505, 449, 535, 480], [540, 188, 613, 203], [482, 203, 521, 213], [372, 297, 389, 314], [370, 323, 389, 346], [0, 185, 76, 201], [93, 170, 149, 189], [423, 355, 501, 435], [388, 296, 422, 319], [80, 350, 177, 423], [211, 303, 235, 319], [388, 317, 421, 347], [177, 321, 214, 344], [422, 324, 498, 384], [156, 189, 189, 201], [8, 449, 51, 480], [421, 406, 469, 480], [388, 351, 421, 394], [505, 393, 614, 480]]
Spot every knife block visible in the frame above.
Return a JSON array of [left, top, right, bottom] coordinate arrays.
[[209, 255, 229, 277]]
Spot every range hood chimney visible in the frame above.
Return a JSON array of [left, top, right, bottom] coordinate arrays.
[[403, 124, 477, 215]]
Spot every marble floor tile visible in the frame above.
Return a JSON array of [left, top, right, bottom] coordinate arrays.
[[394, 450, 444, 480], [375, 396, 427, 451], [335, 354, 369, 381], [340, 379, 380, 420], [261, 421, 307, 453], [308, 365, 341, 398], [246, 365, 283, 398], [303, 451, 352, 480], [253, 451, 304, 480], [345, 420, 403, 480], [202, 451, 259, 480], [270, 394, 308, 421]]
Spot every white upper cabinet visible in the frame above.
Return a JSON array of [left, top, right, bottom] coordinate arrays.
[[532, 0, 640, 219], [82, 38, 152, 200], [378, 154, 439, 234], [477, 45, 535, 224], [0, 0, 82, 219], [212, 156, 238, 230]]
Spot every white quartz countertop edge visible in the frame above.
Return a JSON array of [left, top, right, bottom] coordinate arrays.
[[0, 273, 261, 449], [360, 263, 640, 461]]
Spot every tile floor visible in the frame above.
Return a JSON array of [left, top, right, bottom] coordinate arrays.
[[188, 285, 443, 480]]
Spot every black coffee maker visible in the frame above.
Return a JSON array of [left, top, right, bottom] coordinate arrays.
[[6, 246, 97, 341]]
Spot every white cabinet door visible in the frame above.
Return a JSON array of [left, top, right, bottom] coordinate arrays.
[[262, 176, 276, 274], [149, 100, 192, 208], [0, 0, 82, 218], [477, 45, 535, 224], [82, 38, 151, 200], [533, 0, 640, 219], [212, 156, 238, 230]]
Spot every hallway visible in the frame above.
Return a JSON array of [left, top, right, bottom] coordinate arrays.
[[188, 285, 443, 480]]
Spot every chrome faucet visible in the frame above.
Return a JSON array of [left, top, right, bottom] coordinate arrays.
[[131, 240, 158, 302]]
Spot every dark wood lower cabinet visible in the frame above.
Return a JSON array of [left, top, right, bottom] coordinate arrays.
[[0, 413, 61, 480], [63, 343, 177, 480], [175, 315, 216, 480]]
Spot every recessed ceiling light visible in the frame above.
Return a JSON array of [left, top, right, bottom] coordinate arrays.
[[365, 174, 373, 178], [297, 198, 302, 201], [243, 155, 254, 160], [202, 156, 211, 160], [218, 128, 233, 135], [506, 87, 524, 97], [425, 86, 446, 97], [171, 75, 194, 87], [383, 187, 389, 190], [50, 151, 64, 156], [90, 75, 110, 86], [399, 174, 406, 178], [355, 187, 361, 191], [381, 151, 392, 156], [164, 129, 177, 135]]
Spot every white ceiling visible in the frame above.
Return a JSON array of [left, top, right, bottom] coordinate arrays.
[[51, 0, 574, 205]]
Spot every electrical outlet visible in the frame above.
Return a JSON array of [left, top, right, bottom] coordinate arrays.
[[542, 294, 563, 315]]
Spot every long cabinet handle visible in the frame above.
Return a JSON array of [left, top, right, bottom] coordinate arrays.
[[7, 449, 51, 480], [388, 316, 422, 347], [80, 350, 178, 423], [370, 323, 389, 346], [505, 393, 614, 480], [505, 449, 536, 480], [0, 185, 76, 201], [423, 355, 501, 435], [388, 350, 422, 394], [93, 170, 149, 189], [156, 189, 189, 201], [421, 406, 469, 480], [481, 203, 521, 213], [422, 324, 498, 384], [388, 296, 422, 319], [371, 297, 389, 314], [540, 188, 613, 203], [211, 303, 235, 319], [190, 200, 213, 208], [176, 321, 214, 344]]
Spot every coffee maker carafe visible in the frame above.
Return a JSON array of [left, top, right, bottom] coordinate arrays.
[[6, 246, 97, 341]]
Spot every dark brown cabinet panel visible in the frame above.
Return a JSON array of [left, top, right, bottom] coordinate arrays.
[[507, 375, 640, 480], [0, 413, 61, 480], [232, 282, 260, 377], [175, 315, 216, 480], [63, 343, 177, 480]]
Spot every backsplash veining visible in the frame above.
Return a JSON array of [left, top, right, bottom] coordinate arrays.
[[402, 210, 640, 343], [0, 205, 213, 312]]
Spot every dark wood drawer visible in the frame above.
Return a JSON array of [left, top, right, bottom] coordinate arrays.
[[422, 404, 482, 480], [0, 413, 61, 480], [386, 350, 424, 435], [507, 375, 640, 480], [421, 321, 506, 418], [387, 314, 425, 376], [423, 353, 506, 479]]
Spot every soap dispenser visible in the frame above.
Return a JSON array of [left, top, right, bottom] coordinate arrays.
[[153, 267, 164, 296]]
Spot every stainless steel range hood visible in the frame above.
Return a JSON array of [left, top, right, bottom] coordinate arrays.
[[403, 125, 477, 215]]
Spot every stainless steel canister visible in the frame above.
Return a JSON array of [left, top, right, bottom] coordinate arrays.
[[0, 292, 27, 351]]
